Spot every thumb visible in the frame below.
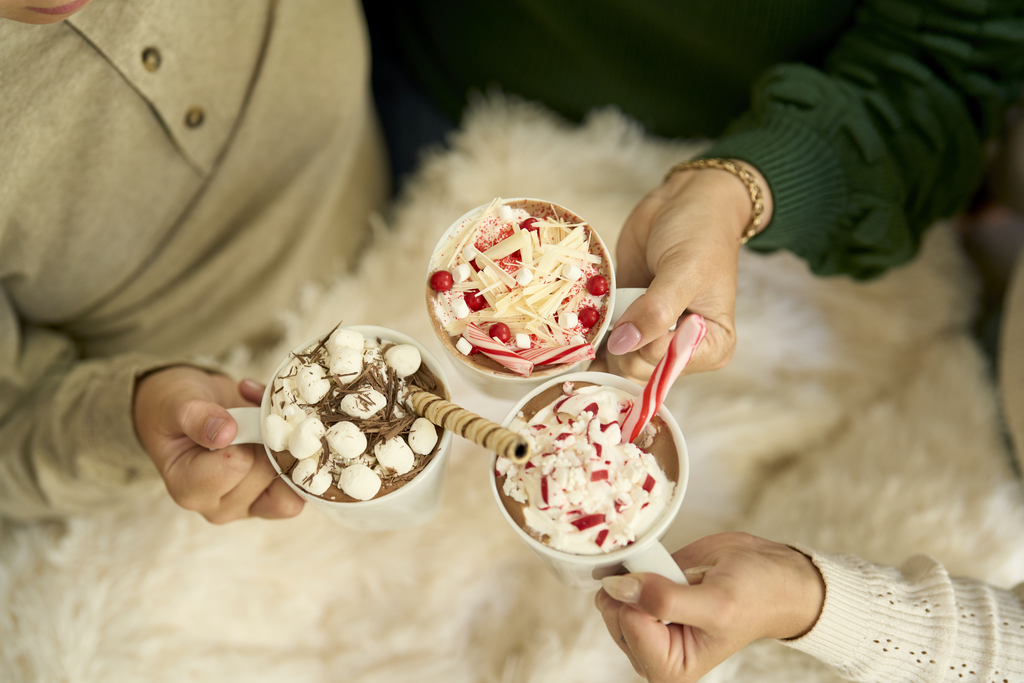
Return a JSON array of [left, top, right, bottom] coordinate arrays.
[[605, 572, 728, 629], [607, 275, 692, 357], [177, 398, 239, 450]]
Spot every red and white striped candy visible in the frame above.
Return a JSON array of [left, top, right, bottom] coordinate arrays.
[[519, 342, 595, 367], [463, 323, 534, 376], [620, 314, 706, 444]]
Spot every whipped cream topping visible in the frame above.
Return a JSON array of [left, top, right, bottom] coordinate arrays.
[[497, 382, 674, 555], [263, 328, 443, 502]]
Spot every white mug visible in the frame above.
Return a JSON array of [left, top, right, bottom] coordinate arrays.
[[491, 371, 689, 590], [425, 198, 654, 401], [228, 325, 454, 532]]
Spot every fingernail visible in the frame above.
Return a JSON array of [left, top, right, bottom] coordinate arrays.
[[601, 575, 641, 604], [607, 323, 642, 355], [205, 417, 226, 442], [240, 378, 262, 394]]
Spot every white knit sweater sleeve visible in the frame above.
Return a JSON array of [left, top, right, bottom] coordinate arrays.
[[781, 547, 1024, 682]]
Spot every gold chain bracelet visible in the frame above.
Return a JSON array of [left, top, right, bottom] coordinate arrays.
[[664, 158, 765, 245]]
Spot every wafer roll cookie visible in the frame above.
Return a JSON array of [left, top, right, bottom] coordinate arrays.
[[407, 388, 532, 463]]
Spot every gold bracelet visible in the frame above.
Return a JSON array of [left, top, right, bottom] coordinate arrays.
[[664, 158, 765, 245]]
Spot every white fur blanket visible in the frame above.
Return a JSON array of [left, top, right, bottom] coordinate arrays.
[[3, 97, 1023, 683]]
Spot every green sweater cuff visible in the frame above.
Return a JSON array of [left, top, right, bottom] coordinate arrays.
[[700, 113, 848, 276]]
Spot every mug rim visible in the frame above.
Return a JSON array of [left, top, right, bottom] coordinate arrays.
[[261, 324, 454, 508], [425, 198, 619, 384], [490, 371, 689, 567]]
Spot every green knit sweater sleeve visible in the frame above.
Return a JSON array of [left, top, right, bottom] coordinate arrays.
[[703, 0, 1024, 279]]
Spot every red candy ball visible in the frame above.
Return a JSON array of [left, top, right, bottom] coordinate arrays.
[[488, 322, 512, 343], [464, 290, 487, 311], [586, 275, 609, 296], [429, 270, 454, 292], [578, 307, 600, 329], [520, 217, 539, 231]]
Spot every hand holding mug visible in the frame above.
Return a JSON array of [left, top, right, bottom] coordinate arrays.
[[133, 366, 304, 524], [608, 161, 774, 382], [594, 532, 824, 683]]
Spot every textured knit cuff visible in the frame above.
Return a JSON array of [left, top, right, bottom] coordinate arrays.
[[699, 112, 848, 275]]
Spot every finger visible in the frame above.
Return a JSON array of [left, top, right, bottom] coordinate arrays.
[[249, 477, 305, 520], [595, 590, 644, 674], [165, 444, 255, 513], [618, 604, 680, 680], [210, 444, 279, 523], [177, 398, 239, 450], [238, 378, 265, 405]]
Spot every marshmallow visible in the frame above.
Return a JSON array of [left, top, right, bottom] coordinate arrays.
[[515, 268, 534, 286], [408, 417, 438, 455], [570, 334, 586, 345], [515, 333, 531, 349], [338, 463, 381, 501], [340, 387, 387, 419], [277, 401, 307, 425], [452, 262, 472, 283], [498, 204, 514, 222], [456, 336, 474, 355], [296, 364, 331, 404], [326, 420, 366, 459], [291, 457, 331, 495], [384, 344, 421, 378], [463, 245, 478, 260], [451, 296, 470, 319], [262, 414, 294, 452], [559, 311, 578, 329], [562, 264, 583, 281], [327, 328, 363, 355], [374, 436, 415, 474], [288, 417, 326, 460], [329, 346, 363, 382]]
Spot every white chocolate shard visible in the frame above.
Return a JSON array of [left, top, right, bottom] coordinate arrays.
[[288, 417, 326, 460], [482, 230, 530, 262], [296, 364, 331, 404], [292, 457, 332, 495], [456, 337, 474, 355], [329, 346, 362, 382], [340, 388, 387, 419], [374, 436, 415, 474], [384, 344, 421, 378], [338, 463, 381, 500], [326, 420, 367, 459], [262, 413, 294, 452], [408, 417, 438, 455]]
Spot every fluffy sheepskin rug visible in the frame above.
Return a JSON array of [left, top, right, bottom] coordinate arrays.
[[2, 97, 1023, 683]]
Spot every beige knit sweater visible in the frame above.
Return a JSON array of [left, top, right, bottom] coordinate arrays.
[[0, 0, 387, 519]]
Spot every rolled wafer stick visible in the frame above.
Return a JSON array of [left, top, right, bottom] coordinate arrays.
[[406, 386, 533, 463]]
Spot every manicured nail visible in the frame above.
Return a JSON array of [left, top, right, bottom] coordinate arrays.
[[601, 575, 641, 604], [607, 323, 642, 355], [205, 417, 226, 442]]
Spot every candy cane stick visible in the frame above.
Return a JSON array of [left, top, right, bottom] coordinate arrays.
[[462, 323, 535, 376], [518, 342, 595, 366], [620, 314, 707, 444]]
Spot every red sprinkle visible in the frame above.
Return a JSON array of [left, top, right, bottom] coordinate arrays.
[[586, 275, 609, 296], [488, 322, 511, 343], [429, 270, 453, 292], [520, 217, 539, 231], [571, 513, 606, 531], [590, 470, 608, 482], [464, 290, 487, 311], [578, 307, 600, 328], [595, 529, 609, 547], [642, 475, 656, 493]]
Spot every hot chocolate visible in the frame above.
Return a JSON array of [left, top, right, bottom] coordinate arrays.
[[494, 380, 679, 555], [262, 327, 448, 503]]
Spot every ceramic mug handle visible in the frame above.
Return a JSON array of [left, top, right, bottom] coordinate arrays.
[[623, 541, 688, 585], [226, 407, 264, 445]]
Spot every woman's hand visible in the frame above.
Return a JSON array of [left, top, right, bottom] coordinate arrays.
[[594, 532, 824, 683], [133, 366, 304, 524], [607, 161, 773, 382]]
